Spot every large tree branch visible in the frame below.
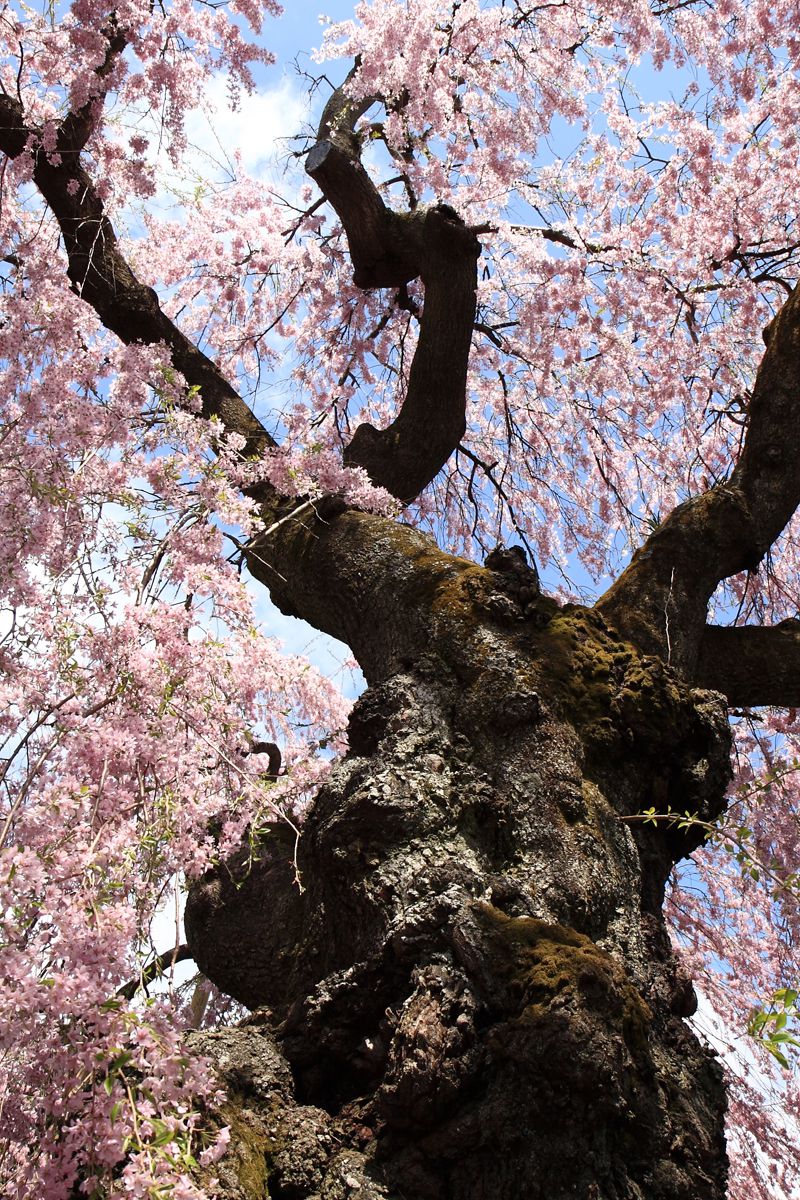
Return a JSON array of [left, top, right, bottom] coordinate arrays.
[[0, 86, 274, 462], [694, 621, 800, 708], [57, 15, 128, 155], [306, 69, 480, 504], [248, 505, 468, 682], [596, 287, 800, 669]]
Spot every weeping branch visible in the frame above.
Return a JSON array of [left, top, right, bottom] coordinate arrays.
[[0, 60, 274, 463]]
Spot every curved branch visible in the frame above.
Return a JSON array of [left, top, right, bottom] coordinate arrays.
[[596, 286, 800, 669], [306, 67, 411, 289], [246, 739, 282, 781], [306, 68, 480, 504], [342, 205, 480, 503], [0, 91, 274, 463], [694, 622, 800, 708], [117, 943, 193, 1002]]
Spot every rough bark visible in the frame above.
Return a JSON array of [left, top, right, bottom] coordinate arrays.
[[186, 509, 731, 1200], [696, 621, 800, 707]]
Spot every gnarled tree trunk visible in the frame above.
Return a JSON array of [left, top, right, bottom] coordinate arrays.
[[185, 512, 731, 1200]]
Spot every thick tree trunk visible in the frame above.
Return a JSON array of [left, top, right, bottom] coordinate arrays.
[[185, 510, 731, 1200]]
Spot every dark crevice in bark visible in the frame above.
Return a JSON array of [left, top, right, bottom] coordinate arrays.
[[189, 1022, 396, 1200]]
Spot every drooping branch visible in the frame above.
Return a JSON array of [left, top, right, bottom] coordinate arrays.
[[694, 622, 800, 708], [596, 286, 800, 669], [0, 86, 274, 462], [306, 67, 481, 504]]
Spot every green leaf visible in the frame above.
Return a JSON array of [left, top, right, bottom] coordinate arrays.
[[764, 1044, 790, 1069], [769, 1031, 800, 1047]]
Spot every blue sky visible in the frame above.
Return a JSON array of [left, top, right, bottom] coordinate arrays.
[[263, 2, 354, 73]]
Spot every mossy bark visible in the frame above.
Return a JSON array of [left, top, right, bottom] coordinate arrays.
[[186, 509, 730, 1200]]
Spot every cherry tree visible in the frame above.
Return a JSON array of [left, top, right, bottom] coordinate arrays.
[[2, 0, 800, 1196]]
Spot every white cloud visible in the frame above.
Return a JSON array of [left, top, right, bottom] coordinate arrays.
[[180, 73, 308, 185], [111, 72, 310, 220]]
